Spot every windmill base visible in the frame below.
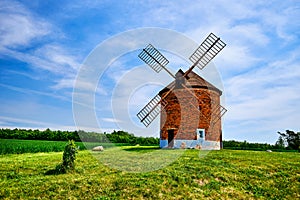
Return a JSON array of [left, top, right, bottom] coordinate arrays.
[[160, 139, 221, 150]]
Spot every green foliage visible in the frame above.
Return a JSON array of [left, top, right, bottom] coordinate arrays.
[[58, 140, 77, 172], [223, 140, 276, 151], [0, 128, 80, 141], [47, 140, 78, 175], [0, 149, 299, 199], [0, 128, 159, 146], [278, 130, 300, 152], [275, 136, 285, 149], [106, 130, 159, 145], [62, 140, 77, 171]]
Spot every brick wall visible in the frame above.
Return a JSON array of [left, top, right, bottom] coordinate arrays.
[[160, 87, 222, 143]]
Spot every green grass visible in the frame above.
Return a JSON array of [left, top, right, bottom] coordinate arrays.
[[0, 139, 128, 154], [0, 147, 299, 199]]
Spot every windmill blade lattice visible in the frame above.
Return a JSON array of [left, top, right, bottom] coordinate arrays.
[[210, 104, 227, 125], [138, 44, 170, 73], [189, 33, 226, 70], [137, 94, 167, 127]]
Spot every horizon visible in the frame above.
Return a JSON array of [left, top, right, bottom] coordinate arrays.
[[1, 127, 291, 145]]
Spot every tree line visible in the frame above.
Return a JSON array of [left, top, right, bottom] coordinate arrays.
[[0, 128, 159, 146], [224, 130, 300, 152], [1, 128, 299, 151], [223, 140, 282, 151]]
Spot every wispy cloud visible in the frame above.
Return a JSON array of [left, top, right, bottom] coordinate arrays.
[[34, 44, 80, 71], [0, 0, 81, 90], [223, 46, 300, 142], [0, 115, 56, 128], [0, 115, 100, 132], [102, 118, 122, 123], [2, 47, 78, 76], [0, 83, 70, 102], [0, 0, 50, 49]]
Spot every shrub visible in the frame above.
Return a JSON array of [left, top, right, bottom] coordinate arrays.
[[46, 140, 78, 175], [61, 140, 78, 171]]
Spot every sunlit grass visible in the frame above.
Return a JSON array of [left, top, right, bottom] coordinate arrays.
[[0, 147, 299, 199]]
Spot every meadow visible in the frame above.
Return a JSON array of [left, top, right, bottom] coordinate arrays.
[[0, 143, 299, 199]]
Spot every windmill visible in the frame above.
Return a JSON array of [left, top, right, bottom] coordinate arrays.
[[137, 33, 227, 149]]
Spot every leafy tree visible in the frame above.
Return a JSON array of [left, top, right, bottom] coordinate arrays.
[[278, 130, 300, 152], [275, 136, 285, 149]]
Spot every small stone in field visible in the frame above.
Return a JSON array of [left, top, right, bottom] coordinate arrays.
[[266, 149, 272, 152], [92, 146, 104, 151]]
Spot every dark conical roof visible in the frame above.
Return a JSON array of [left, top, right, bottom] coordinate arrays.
[[159, 69, 222, 95]]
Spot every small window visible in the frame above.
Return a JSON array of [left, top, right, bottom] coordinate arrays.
[[196, 129, 205, 140]]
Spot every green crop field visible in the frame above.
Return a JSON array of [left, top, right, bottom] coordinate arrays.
[[0, 144, 299, 199], [0, 139, 128, 154]]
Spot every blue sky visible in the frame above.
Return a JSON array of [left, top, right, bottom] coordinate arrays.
[[0, 0, 300, 144]]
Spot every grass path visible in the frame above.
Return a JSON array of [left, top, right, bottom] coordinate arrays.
[[0, 148, 299, 199]]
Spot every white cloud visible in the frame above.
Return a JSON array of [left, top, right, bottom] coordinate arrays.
[[225, 47, 300, 104], [34, 44, 80, 71], [0, 115, 103, 132], [2, 47, 79, 76], [0, 0, 82, 90], [0, 115, 55, 128], [223, 47, 300, 142], [102, 118, 122, 123], [0, 0, 50, 49], [227, 24, 269, 46], [216, 44, 260, 75], [0, 83, 70, 102], [259, 5, 300, 42], [2, 69, 40, 80], [51, 78, 76, 90]]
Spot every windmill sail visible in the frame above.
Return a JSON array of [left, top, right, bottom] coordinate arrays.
[[139, 44, 175, 78], [184, 33, 226, 78], [210, 104, 227, 125], [137, 94, 167, 127]]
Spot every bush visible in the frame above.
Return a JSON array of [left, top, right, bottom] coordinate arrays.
[[61, 140, 78, 172], [46, 140, 78, 175]]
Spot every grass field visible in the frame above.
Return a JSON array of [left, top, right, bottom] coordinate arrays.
[[0, 145, 299, 199], [0, 139, 128, 154]]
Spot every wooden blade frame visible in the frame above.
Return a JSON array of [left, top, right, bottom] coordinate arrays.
[[137, 82, 197, 127], [210, 104, 227, 125], [139, 44, 175, 78], [137, 94, 167, 127], [184, 33, 226, 77]]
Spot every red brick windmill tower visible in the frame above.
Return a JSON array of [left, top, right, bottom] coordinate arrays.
[[137, 33, 226, 150]]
